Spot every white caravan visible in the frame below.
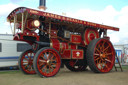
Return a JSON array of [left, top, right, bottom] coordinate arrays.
[[0, 34, 31, 68]]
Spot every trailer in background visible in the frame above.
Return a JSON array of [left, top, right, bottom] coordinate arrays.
[[0, 34, 31, 70], [115, 50, 122, 63]]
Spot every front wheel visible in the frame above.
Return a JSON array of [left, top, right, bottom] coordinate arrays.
[[33, 47, 61, 77], [18, 49, 36, 74], [86, 38, 115, 73]]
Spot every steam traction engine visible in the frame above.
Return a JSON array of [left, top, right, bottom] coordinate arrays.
[[7, 7, 119, 77]]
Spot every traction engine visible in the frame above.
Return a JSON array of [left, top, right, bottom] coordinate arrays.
[[7, 3, 119, 77]]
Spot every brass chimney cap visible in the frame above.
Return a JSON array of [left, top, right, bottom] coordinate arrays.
[[38, 6, 47, 11]]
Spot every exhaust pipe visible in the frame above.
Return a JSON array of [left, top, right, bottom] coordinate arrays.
[[38, 0, 47, 10]]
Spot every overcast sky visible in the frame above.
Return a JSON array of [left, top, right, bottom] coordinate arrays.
[[0, 0, 128, 45]]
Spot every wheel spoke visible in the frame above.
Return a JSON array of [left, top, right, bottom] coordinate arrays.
[[49, 66, 51, 73], [103, 45, 110, 52], [31, 66, 34, 71], [50, 55, 54, 61], [98, 43, 103, 51], [48, 52, 51, 60], [105, 53, 112, 56], [24, 64, 28, 68], [30, 66, 32, 71], [41, 54, 46, 60], [28, 65, 32, 70], [23, 62, 28, 64], [51, 63, 56, 65], [28, 65, 31, 69], [24, 57, 28, 61], [45, 52, 48, 59], [98, 59, 101, 64], [41, 65, 46, 71], [30, 53, 32, 59], [102, 62, 109, 71], [94, 53, 100, 56], [94, 56, 99, 59], [27, 54, 30, 59], [39, 59, 46, 63], [97, 44, 101, 49], [100, 46, 102, 51], [105, 59, 112, 63], [50, 65, 54, 71], [102, 41, 106, 51], [95, 48, 100, 53], [50, 55, 56, 62], [44, 67, 47, 73], [51, 59, 56, 62], [100, 63, 103, 70], [104, 63, 109, 69], [95, 57, 100, 61], [39, 62, 45, 67]]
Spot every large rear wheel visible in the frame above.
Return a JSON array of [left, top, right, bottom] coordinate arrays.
[[33, 47, 61, 77], [18, 49, 36, 74], [86, 38, 115, 73]]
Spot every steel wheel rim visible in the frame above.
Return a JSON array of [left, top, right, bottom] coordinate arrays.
[[94, 39, 115, 72], [21, 50, 35, 74], [37, 49, 61, 77]]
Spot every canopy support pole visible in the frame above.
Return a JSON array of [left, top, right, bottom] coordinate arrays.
[[14, 15, 17, 35], [49, 21, 51, 38], [21, 13, 24, 33]]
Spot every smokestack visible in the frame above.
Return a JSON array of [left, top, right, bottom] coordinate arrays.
[[38, 0, 47, 10]]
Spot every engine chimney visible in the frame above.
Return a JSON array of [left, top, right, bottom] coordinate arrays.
[[38, 0, 47, 10]]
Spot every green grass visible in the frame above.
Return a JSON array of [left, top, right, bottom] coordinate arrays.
[[0, 65, 128, 75], [112, 65, 128, 71], [0, 70, 20, 74], [122, 65, 128, 70]]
